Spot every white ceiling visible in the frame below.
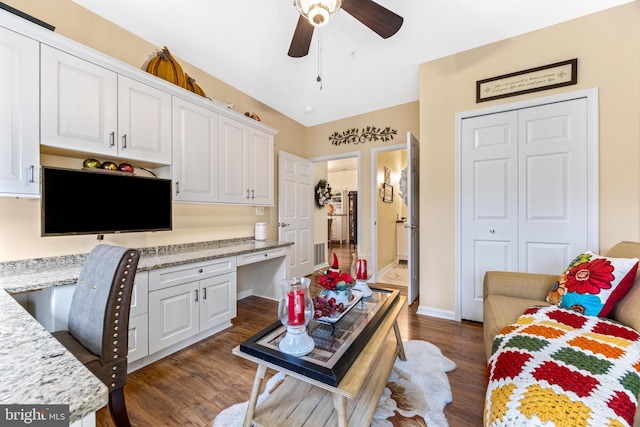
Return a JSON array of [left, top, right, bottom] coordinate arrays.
[[73, 0, 633, 127], [328, 158, 358, 173]]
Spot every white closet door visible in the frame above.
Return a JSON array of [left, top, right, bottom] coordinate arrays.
[[461, 111, 519, 323], [518, 99, 589, 274], [460, 98, 591, 322]]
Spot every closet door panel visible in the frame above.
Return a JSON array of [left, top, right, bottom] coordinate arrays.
[[460, 111, 518, 322], [518, 98, 589, 274]]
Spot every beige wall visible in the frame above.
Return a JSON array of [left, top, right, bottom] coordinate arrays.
[[327, 170, 357, 192], [307, 102, 420, 259], [419, 2, 640, 314], [1, 0, 308, 261]]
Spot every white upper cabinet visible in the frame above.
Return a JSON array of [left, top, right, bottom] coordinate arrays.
[[172, 96, 219, 202], [117, 75, 171, 164], [218, 116, 274, 206], [0, 27, 40, 196], [249, 127, 275, 206], [40, 45, 171, 165]]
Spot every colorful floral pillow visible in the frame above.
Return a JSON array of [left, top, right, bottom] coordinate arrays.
[[546, 251, 639, 317]]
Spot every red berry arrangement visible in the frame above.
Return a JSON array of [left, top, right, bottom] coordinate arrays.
[[313, 296, 347, 319]]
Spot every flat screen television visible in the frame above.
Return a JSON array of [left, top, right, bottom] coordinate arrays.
[[41, 166, 172, 237]]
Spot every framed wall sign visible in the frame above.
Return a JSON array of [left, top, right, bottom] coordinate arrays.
[[476, 58, 578, 103], [383, 183, 393, 203]]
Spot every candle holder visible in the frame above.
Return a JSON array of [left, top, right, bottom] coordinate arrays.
[[278, 277, 315, 356], [352, 253, 373, 297]]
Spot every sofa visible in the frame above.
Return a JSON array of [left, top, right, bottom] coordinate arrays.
[[483, 241, 640, 427]]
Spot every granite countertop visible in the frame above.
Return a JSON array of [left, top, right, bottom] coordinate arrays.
[[0, 290, 108, 423], [0, 238, 293, 294], [0, 238, 293, 422]]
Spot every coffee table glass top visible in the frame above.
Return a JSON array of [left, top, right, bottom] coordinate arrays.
[[239, 287, 400, 387]]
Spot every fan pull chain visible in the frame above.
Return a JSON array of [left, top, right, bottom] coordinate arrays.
[[317, 28, 323, 90]]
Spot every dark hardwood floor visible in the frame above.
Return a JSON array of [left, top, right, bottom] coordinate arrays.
[[97, 246, 486, 426]]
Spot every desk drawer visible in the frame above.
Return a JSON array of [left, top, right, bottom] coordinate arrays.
[[236, 247, 287, 267], [149, 257, 236, 292]]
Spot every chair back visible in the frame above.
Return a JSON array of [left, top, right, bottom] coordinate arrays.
[[68, 244, 140, 362]]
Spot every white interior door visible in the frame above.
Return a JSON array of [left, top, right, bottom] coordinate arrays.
[[407, 132, 420, 304], [460, 97, 592, 322], [278, 151, 314, 277]]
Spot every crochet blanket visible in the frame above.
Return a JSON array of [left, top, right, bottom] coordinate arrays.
[[485, 306, 640, 427]]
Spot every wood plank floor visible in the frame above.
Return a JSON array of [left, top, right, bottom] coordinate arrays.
[[97, 248, 486, 426]]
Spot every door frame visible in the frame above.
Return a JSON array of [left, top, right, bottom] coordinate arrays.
[[371, 143, 407, 283], [309, 151, 363, 257], [454, 88, 600, 321]]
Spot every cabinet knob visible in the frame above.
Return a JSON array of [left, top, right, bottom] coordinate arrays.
[[122, 134, 127, 149], [490, 229, 496, 233], [109, 132, 115, 147], [198, 268, 203, 273], [264, 253, 268, 257]]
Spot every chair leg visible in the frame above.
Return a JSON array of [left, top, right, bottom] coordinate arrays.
[[108, 388, 132, 427]]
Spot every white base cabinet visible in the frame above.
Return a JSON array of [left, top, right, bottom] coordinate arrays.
[[396, 223, 408, 261], [148, 257, 237, 355], [127, 271, 149, 363]]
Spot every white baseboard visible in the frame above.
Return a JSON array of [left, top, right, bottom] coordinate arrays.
[[377, 260, 399, 278], [416, 305, 457, 321], [237, 289, 253, 300]]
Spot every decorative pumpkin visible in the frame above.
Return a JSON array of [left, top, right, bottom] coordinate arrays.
[[146, 46, 186, 88], [185, 73, 206, 97]]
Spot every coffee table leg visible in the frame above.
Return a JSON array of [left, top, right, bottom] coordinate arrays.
[[243, 364, 267, 427], [332, 393, 348, 427], [393, 320, 407, 361]]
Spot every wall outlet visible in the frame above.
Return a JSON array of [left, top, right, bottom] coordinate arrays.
[[255, 206, 264, 215]]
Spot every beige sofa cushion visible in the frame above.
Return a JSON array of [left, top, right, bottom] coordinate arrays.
[[483, 294, 550, 360], [606, 242, 640, 332]]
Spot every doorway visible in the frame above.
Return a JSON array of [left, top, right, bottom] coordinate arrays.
[[310, 152, 362, 273], [372, 146, 408, 288]]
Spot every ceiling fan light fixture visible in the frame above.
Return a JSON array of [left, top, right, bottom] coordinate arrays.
[[295, 0, 342, 27]]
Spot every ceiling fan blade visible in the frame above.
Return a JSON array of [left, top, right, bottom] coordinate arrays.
[[342, 0, 403, 39], [288, 15, 315, 58]]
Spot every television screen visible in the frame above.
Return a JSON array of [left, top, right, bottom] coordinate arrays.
[[41, 166, 172, 236]]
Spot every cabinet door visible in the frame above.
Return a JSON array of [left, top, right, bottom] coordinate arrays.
[[0, 27, 39, 196], [200, 272, 237, 331], [127, 314, 148, 363], [41, 45, 117, 156], [148, 281, 199, 354], [130, 271, 148, 318], [330, 216, 342, 240], [218, 116, 249, 203], [118, 75, 171, 164], [248, 128, 274, 206], [172, 97, 219, 202]]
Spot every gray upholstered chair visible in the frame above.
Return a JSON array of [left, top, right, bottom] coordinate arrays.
[[53, 244, 140, 427]]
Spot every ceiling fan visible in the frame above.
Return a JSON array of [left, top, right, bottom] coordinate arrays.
[[288, 0, 404, 58]]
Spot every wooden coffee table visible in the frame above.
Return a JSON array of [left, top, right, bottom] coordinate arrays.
[[233, 288, 406, 427]]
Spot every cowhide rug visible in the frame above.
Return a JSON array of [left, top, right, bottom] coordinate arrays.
[[213, 340, 456, 426]]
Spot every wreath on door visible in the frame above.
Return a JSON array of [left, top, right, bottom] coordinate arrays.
[[315, 179, 332, 208]]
